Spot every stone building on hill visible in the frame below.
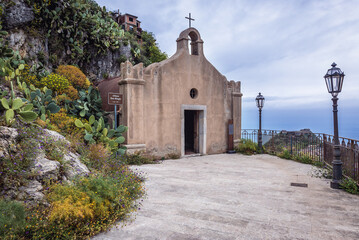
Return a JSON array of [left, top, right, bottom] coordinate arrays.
[[100, 27, 242, 157], [118, 13, 141, 32], [110, 11, 142, 38]]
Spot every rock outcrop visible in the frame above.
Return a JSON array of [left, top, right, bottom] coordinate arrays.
[[0, 126, 18, 159], [63, 151, 90, 179], [81, 44, 131, 83], [18, 180, 46, 206], [4, 0, 34, 29], [0, 126, 90, 205], [32, 151, 61, 182], [8, 29, 48, 67]]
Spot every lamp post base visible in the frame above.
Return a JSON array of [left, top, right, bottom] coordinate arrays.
[[331, 158, 342, 189], [330, 180, 341, 189]]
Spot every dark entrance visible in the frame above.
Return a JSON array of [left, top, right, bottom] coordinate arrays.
[[185, 110, 199, 154]]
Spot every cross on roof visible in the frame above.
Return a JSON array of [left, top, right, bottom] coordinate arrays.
[[185, 13, 195, 28]]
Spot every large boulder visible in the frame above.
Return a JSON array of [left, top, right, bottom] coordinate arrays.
[[63, 152, 90, 179], [4, 0, 34, 29], [32, 152, 61, 181]]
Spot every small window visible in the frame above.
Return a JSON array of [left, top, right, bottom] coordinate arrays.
[[129, 17, 133, 22], [190, 88, 198, 99]]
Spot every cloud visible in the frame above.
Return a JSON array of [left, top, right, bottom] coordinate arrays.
[[95, 0, 359, 135]]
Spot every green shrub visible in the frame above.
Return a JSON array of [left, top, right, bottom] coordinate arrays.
[[166, 152, 181, 159], [28, 171, 144, 239], [340, 177, 359, 194], [116, 55, 128, 66], [294, 154, 313, 164], [235, 139, 258, 155], [65, 86, 108, 121], [0, 200, 26, 238], [122, 152, 158, 165], [312, 160, 326, 168], [135, 31, 168, 66], [26, 0, 125, 62], [277, 149, 292, 159]]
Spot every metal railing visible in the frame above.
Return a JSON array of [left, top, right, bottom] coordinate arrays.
[[241, 129, 359, 184], [322, 134, 359, 184]]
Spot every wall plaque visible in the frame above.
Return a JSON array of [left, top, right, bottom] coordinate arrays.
[[108, 93, 122, 105]]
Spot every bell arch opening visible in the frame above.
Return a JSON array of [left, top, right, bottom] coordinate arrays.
[[188, 31, 199, 55], [177, 28, 203, 56]]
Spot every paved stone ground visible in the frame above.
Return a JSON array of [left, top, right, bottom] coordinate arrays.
[[93, 154, 359, 240]]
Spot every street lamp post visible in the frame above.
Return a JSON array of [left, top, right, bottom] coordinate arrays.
[[256, 93, 265, 153], [324, 62, 345, 189]]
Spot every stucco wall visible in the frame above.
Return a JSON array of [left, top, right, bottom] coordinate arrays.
[[119, 28, 241, 157]]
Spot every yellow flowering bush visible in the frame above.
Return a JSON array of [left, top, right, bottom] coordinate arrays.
[[48, 186, 94, 222], [27, 171, 144, 239], [41, 73, 70, 94], [55, 94, 72, 106], [63, 85, 79, 100], [49, 108, 85, 136], [56, 65, 91, 90], [50, 196, 93, 221], [20, 64, 41, 87], [35, 118, 48, 128]]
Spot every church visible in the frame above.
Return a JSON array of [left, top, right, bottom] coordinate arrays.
[[100, 27, 242, 157]]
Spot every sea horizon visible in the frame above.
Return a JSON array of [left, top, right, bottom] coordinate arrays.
[[242, 106, 359, 141]]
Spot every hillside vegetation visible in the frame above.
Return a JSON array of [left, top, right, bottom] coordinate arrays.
[[0, 0, 167, 238], [25, 0, 166, 66], [1, 0, 167, 81]]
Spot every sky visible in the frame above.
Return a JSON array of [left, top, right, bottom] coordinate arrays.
[[96, 0, 359, 139]]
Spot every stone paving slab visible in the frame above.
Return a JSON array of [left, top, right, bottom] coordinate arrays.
[[93, 154, 359, 240]]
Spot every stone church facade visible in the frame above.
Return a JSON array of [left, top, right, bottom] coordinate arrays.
[[116, 27, 242, 157]]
